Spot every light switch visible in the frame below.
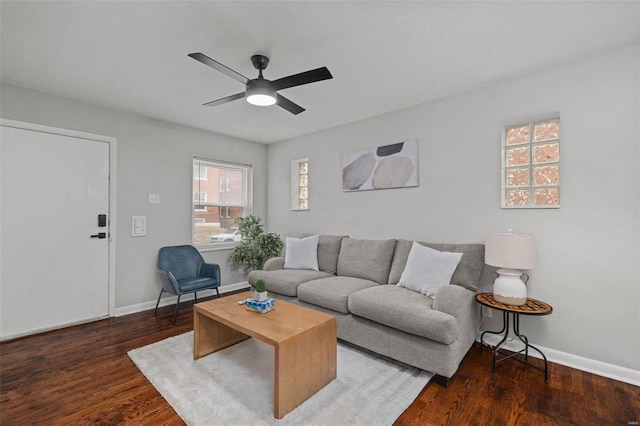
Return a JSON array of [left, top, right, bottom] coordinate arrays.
[[148, 193, 160, 204], [132, 216, 146, 237]]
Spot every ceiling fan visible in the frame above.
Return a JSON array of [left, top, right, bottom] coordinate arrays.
[[188, 53, 333, 115]]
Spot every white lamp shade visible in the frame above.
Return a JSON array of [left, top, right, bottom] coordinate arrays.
[[485, 231, 536, 269]]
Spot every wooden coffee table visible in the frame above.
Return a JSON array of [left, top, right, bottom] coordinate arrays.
[[193, 291, 337, 419]]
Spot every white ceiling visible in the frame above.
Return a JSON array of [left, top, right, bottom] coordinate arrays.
[[1, 1, 639, 144]]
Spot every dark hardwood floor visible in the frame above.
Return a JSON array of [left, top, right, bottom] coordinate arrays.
[[2, 292, 638, 425]]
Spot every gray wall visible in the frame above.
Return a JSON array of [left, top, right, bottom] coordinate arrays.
[[266, 46, 640, 371], [0, 83, 267, 308]]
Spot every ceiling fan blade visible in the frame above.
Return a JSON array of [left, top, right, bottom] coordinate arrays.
[[276, 94, 305, 115], [203, 92, 245, 107], [270, 67, 333, 91], [188, 52, 249, 84]]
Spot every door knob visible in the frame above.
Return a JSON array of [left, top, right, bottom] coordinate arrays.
[[90, 232, 107, 239]]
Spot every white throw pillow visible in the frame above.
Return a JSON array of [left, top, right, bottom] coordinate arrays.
[[284, 235, 320, 270], [397, 242, 463, 298]]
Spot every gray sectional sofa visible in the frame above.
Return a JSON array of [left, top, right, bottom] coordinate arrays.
[[248, 235, 485, 386]]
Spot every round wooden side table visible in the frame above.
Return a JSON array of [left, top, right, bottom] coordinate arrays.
[[475, 292, 553, 382]]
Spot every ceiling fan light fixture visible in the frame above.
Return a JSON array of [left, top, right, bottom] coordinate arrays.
[[246, 85, 277, 106], [190, 52, 331, 114]]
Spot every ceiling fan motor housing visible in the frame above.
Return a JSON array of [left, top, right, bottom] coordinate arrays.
[[251, 54, 270, 71]]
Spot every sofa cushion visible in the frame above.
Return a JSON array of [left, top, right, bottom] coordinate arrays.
[[389, 239, 484, 291], [284, 235, 319, 270], [298, 276, 378, 314], [337, 238, 397, 284], [347, 285, 458, 344], [301, 234, 348, 274], [248, 269, 332, 297]]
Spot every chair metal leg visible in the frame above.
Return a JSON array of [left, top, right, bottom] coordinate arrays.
[[154, 289, 164, 314], [194, 292, 198, 303], [216, 287, 220, 298], [172, 295, 181, 325]]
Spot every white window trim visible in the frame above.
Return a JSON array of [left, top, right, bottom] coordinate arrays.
[[291, 157, 309, 211], [193, 157, 253, 251], [501, 117, 561, 209]]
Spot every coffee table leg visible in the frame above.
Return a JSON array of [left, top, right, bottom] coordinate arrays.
[[193, 308, 249, 360], [273, 318, 337, 419]]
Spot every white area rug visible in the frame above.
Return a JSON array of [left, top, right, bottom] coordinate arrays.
[[128, 332, 432, 425]]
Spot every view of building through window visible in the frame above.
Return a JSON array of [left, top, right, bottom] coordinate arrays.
[[193, 158, 251, 246], [503, 119, 560, 208]]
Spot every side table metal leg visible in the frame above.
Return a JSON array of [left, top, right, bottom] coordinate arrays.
[[513, 314, 529, 361], [492, 311, 510, 374], [513, 313, 549, 382], [480, 312, 507, 354], [525, 343, 550, 382]]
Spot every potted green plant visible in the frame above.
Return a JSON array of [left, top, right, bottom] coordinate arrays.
[[254, 279, 267, 302], [227, 215, 284, 271]]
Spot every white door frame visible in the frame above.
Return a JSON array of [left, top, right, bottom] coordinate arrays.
[[0, 118, 117, 318]]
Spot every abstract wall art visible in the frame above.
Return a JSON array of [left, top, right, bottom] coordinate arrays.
[[342, 140, 419, 191]]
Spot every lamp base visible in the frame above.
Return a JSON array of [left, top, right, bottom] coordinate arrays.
[[493, 268, 527, 306]]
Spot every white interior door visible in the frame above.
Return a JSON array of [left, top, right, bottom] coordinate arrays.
[[1, 124, 111, 339]]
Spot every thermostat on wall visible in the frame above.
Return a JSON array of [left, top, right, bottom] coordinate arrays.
[[132, 216, 146, 237]]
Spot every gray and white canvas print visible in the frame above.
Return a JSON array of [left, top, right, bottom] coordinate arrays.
[[342, 140, 418, 191]]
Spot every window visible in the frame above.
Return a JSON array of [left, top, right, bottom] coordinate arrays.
[[193, 158, 252, 247], [219, 176, 231, 192], [194, 164, 207, 180], [291, 158, 309, 210], [193, 192, 207, 203], [502, 118, 560, 208]]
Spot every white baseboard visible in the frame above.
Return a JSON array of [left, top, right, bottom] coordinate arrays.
[[479, 334, 640, 387], [114, 281, 250, 317], [1, 315, 110, 342]]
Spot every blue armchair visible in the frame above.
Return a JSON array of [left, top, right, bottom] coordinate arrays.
[[156, 245, 221, 325]]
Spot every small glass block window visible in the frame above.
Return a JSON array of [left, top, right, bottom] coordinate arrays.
[[298, 161, 309, 210], [291, 158, 309, 210], [503, 118, 560, 208]]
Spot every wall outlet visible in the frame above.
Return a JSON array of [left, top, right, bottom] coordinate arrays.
[[148, 193, 160, 204], [481, 306, 492, 318]]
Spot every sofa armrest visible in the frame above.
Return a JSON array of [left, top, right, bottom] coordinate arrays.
[[263, 257, 285, 271], [433, 285, 478, 320]]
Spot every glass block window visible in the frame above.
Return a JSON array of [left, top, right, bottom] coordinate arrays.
[[503, 118, 560, 208], [291, 158, 309, 210]]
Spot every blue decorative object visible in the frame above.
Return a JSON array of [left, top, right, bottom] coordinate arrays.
[[245, 298, 276, 314]]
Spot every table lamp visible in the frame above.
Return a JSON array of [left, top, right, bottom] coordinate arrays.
[[485, 230, 536, 306]]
